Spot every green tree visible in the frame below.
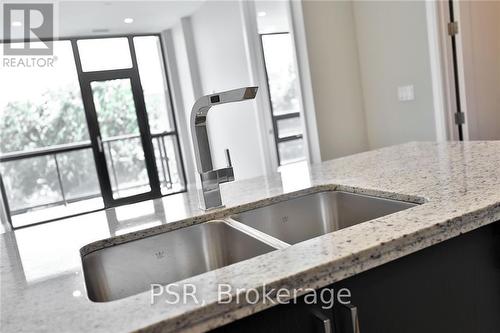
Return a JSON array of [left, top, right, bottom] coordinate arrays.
[[91, 80, 149, 189], [0, 79, 179, 211], [0, 87, 89, 153], [0, 81, 142, 210], [1, 85, 92, 209]]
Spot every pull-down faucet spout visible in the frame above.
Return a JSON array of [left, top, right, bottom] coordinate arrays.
[[190, 86, 258, 210]]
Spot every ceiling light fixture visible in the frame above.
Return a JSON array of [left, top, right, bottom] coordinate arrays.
[[11, 21, 22, 27], [257, 11, 267, 17], [123, 18, 134, 24]]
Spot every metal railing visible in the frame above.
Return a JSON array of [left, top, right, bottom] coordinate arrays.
[[0, 132, 179, 215]]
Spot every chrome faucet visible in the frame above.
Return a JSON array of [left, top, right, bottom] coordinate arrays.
[[190, 86, 258, 210]]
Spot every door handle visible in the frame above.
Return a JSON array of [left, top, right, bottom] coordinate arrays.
[[224, 148, 232, 168], [311, 309, 333, 333], [96, 136, 104, 153]]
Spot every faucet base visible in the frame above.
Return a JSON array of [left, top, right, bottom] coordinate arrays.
[[197, 168, 234, 211]]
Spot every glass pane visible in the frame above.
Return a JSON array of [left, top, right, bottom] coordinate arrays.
[[103, 138, 150, 198], [152, 137, 170, 189], [91, 79, 150, 199], [261, 33, 301, 116], [133, 36, 173, 133], [77, 38, 132, 72], [91, 79, 139, 137], [0, 156, 61, 211], [0, 151, 104, 228], [277, 116, 302, 138], [57, 148, 101, 200], [0, 41, 88, 154], [278, 139, 305, 165]]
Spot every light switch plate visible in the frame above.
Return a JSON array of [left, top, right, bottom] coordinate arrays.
[[398, 85, 415, 102]]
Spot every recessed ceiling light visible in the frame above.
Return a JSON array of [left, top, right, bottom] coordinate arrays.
[[11, 21, 22, 27], [124, 18, 134, 24], [257, 11, 267, 17]]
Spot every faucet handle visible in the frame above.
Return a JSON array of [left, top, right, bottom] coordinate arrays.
[[224, 149, 232, 168]]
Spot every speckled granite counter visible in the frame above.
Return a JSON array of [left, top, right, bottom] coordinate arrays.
[[1, 142, 500, 333]]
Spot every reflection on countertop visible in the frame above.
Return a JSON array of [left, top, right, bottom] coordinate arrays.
[[3, 162, 313, 285], [7, 194, 195, 284]]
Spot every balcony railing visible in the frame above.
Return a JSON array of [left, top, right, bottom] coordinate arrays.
[[0, 131, 181, 215]]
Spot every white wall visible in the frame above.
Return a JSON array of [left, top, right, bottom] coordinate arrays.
[[167, 21, 200, 185], [161, 28, 196, 185], [459, 0, 500, 140], [301, 0, 369, 161], [171, 0, 442, 173], [188, 1, 265, 179], [353, 0, 437, 149], [171, 21, 199, 119], [300, 0, 438, 157]]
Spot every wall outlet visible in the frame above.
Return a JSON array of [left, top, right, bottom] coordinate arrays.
[[398, 85, 415, 102]]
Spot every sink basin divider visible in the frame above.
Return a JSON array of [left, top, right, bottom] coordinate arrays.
[[223, 218, 290, 250]]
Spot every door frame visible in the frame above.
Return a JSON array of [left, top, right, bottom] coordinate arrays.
[[71, 38, 162, 208], [426, 0, 470, 141]]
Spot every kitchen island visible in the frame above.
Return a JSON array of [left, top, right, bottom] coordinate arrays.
[[1, 142, 499, 332]]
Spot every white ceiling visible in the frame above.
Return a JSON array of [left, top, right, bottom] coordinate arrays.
[[59, 1, 205, 37], [1, 1, 206, 39]]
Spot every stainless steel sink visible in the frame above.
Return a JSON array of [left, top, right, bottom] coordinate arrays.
[[82, 191, 418, 302], [82, 220, 278, 302], [230, 191, 418, 245]]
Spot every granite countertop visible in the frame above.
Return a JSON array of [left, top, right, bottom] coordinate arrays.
[[1, 142, 500, 333]]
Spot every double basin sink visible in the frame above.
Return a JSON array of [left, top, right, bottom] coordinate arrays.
[[82, 191, 418, 302]]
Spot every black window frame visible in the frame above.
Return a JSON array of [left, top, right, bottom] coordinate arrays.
[[0, 33, 188, 229]]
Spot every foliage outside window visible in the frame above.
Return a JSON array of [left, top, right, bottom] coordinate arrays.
[[0, 36, 185, 227]]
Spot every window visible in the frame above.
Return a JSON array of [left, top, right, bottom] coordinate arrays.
[[0, 35, 186, 228], [261, 33, 306, 165], [254, 0, 307, 167], [0, 40, 103, 227], [0, 41, 89, 152], [77, 38, 132, 72]]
